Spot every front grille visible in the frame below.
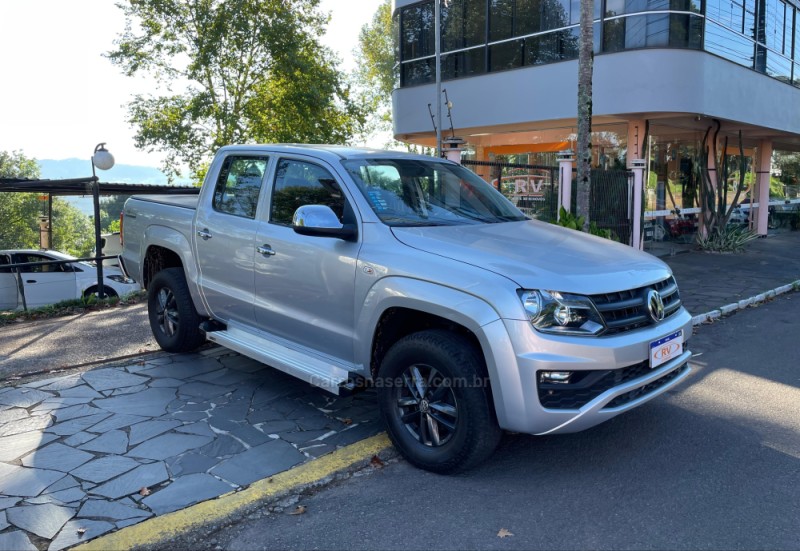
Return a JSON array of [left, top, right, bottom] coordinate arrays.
[[591, 276, 682, 335], [603, 363, 689, 409], [537, 359, 688, 410]]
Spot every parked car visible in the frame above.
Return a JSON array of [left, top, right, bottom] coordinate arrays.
[[123, 144, 692, 473], [0, 249, 140, 310]]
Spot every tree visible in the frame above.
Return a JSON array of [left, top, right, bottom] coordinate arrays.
[[575, 0, 594, 230], [107, 0, 364, 178], [0, 150, 95, 256]]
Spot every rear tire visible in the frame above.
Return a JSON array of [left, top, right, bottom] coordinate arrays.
[[84, 286, 118, 300], [147, 267, 205, 353], [377, 330, 502, 474]]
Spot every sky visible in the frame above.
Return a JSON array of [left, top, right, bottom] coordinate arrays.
[[0, 0, 383, 169]]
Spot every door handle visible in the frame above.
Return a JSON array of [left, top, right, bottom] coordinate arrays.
[[26, 280, 36, 284], [257, 245, 276, 257], [196, 228, 212, 240]]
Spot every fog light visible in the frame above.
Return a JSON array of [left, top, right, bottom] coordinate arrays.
[[539, 371, 572, 384]]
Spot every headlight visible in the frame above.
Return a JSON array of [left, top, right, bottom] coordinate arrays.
[[106, 274, 135, 284], [519, 290, 606, 336]]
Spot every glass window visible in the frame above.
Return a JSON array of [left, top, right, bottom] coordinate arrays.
[[517, 0, 543, 35], [401, 57, 435, 86], [572, 0, 603, 24], [542, 0, 573, 31], [489, 39, 524, 70], [705, 20, 756, 67], [796, 8, 800, 58], [442, 0, 486, 51], [705, 0, 745, 32], [670, 13, 704, 48], [270, 160, 346, 226], [212, 156, 268, 219], [442, 47, 487, 78], [0, 254, 10, 273], [489, 0, 514, 41], [765, 50, 793, 81], [604, 13, 703, 51], [401, 1, 434, 60], [526, 27, 580, 63], [794, 62, 800, 85]]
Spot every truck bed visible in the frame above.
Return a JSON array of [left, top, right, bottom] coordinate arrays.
[[130, 194, 200, 210]]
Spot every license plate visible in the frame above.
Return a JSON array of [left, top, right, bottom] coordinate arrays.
[[650, 330, 683, 368]]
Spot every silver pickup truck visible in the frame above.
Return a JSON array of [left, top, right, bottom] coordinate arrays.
[[121, 144, 693, 473]]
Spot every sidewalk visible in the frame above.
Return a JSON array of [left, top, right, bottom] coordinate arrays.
[[0, 231, 798, 550]]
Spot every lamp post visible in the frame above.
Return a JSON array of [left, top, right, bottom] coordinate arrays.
[[91, 143, 115, 299]]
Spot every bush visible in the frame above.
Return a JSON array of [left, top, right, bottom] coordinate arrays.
[[696, 225, 758, 253]]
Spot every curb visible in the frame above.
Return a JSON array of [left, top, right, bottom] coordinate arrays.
[[691, 279, 800, 326], [73, 433, 392, 551]]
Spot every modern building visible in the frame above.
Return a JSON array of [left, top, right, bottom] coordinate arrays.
[[391, 0, 800, 234]]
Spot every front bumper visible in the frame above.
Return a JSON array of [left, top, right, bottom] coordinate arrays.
[[479, 309, 693, 435]]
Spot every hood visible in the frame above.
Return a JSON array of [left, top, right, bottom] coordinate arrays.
[[391, 220, 672, 294]]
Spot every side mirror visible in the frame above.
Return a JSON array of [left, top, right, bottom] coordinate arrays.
[[292, 205, 357, 241]]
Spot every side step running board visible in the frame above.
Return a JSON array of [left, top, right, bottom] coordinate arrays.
[[203, 324, 351, 395]]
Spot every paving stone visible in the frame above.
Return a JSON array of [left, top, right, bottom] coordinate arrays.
[[297, 442, 335, 459], [35, 374, 84, 391], [255, 420, 298, 434], [112, 384, 149, 396], [175, 421, 216, 437], [167, 453, 219, 476], [46, 476, 80, 493], [207, 416, 240, 432], [27, 487, 85, 506], [177, 402, 210, 412], [210, 439, 305, 486], [81, 368, 150, 392], [166, 399, 186, 413], [89, 462, 169, 499], [177, 381, 235, 399], [322, 421, 382, 448], [0, 463, 65, 497], [46, 412, 112, 436], [0, 510, 7, 530], [71, 456, 141, 484], [57, 385, 103, 399], [127, 433, 213, 460], [198, 435, 246, 458], [128, 419, 183, 445], [33, 397, 95, 413], [170, 411, 209, 422], [6, 502, 75, 539], [0, 431, 59, 462], [0, 531, 37, 551], [148, 377, 184, 388], [63, 432, 96, 447], [230, 425, 273, 447], [93, 387, 176, 417], [78, 430, 129, 454], [280, 429, 333, 444], [0, 387, 53, 408], [77, 499, 152, 521], [53, 403, 106, 422], [87, 413, 150, 433], [49, 519, 116, 551], [294, 415, 335, 432], [0, 413, 53, 437], [137, 358, 224, 379], [0, 407, 28, 425], [0, 497, 21, 510], [143, 473, 234, 516], [21, 442, 94, 472], [247, 408, 287, 425]]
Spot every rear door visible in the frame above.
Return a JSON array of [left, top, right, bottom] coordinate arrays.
[[12, 252, 78, 308], [0, 254, 19, 310], [194, 153, 269, 324], [253, 156, 361, 363]]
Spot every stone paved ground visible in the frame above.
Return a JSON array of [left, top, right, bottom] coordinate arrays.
[[0, 347, 380, 551]]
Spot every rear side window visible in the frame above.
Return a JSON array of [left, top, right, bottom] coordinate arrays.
[[212, 156, 269, 218], [270, 159, 346, 226], [0, 254, 11, 273]]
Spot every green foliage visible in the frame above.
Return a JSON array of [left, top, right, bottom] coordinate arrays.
[[696, 225, 758, 253], [107, 0, 364, 178], [588, 222, 618, 241], [0, 150, 40, 179], [556, 206, 585, 230]]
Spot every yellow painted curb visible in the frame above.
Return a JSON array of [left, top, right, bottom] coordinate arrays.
[[74, 433, 392, 551]]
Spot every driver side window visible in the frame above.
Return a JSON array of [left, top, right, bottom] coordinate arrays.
[[270, 159, 346, 226]]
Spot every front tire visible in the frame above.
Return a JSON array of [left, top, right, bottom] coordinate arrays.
[[377, 330, 502, 474], [147, 267, 205, 353]]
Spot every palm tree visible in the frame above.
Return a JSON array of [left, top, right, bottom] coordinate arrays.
[[576, 0, 594, 230]]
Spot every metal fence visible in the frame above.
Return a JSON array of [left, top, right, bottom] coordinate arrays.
[[570, 169, 634, 245]]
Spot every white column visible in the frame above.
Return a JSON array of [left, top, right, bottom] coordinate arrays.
[[631, 159, 646, 250], [756, 140, 772, 236], [626, 119, 647, 169], [558, 150, 574, 218], [442, 136, 465, 164]]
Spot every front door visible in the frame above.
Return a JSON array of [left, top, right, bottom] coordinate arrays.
[[194, 154, 269, 324], [253, 157, 360, 364]]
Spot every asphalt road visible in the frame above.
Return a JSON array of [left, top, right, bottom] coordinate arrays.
[[193, 292, 800, 551]]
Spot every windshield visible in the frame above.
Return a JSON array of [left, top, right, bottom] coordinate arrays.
[[342, 158, 527, 226]]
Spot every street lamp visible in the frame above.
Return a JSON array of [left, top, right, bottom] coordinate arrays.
[[91, 143, 115, 299]]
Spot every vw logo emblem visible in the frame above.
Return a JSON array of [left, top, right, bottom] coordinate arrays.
[[647, 289, 665, 322]]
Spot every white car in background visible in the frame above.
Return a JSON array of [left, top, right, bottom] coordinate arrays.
[[0, 249, 141, 311]]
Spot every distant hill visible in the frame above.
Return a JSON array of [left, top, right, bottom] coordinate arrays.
[[38, 158, 192, 186]]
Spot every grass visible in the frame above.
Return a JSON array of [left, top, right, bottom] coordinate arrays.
[[0, 290, 146, 327]]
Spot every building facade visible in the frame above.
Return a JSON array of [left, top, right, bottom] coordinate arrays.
[[391, 0, 800, 234]]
